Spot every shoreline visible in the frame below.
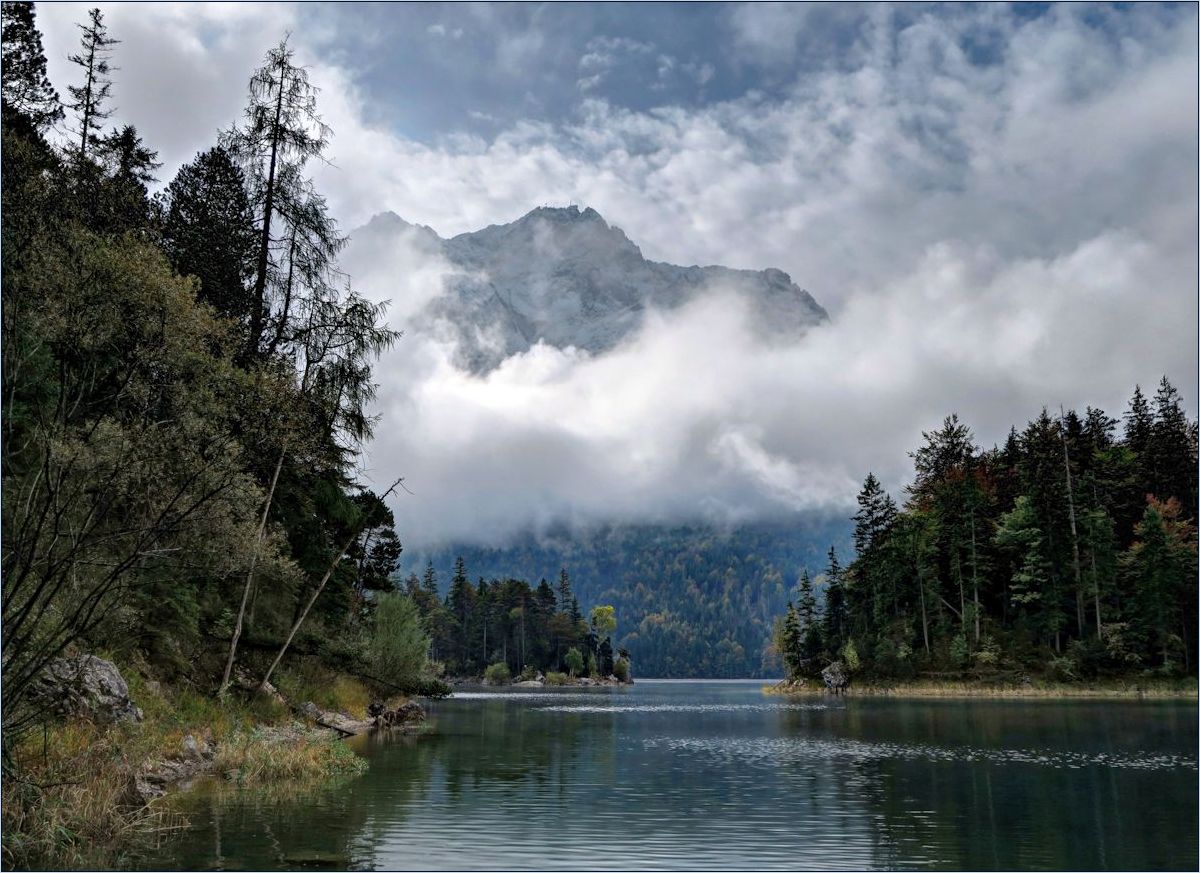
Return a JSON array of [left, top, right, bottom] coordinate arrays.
[[1, 661, 426, 870], [763, 678, 1199, 700]]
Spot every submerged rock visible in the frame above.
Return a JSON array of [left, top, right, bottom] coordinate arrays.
[[31, 654, 143, 723]]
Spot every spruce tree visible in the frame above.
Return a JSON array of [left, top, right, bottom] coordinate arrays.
[[822, 547, 848, 660], [557, 567, 573, 614], [1150, 376, 1197, 516]]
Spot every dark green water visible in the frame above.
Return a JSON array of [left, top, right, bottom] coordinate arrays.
[[150, 681, 1198, 870]]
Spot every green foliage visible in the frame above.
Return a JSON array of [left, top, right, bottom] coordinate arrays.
[[368, 593, 429, 690], [590, 604, 617, 637], [412, 515, 849, 678], [0, 7, 401, 746], [483, 662, 511, 685], [842, 639, 861, 673], [544, 671, 569, 686], [613, 657, 631, 682], [1, 2, 63, 135], [564, 647, 585, 677], [774, 383, 1197, 682]]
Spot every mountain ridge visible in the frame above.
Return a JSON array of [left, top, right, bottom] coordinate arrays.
[[351, 205, 828, 371]]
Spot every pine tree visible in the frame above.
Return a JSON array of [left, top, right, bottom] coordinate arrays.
[[1, 1, 62, 136], [66, 8, 118, 161], [162, 147, 258, 322], [778, 602, 802, 679], [1123, 499, 1197, 669]]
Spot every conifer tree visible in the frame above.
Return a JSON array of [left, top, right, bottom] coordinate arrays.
[[162, 146, 258, 322], [1150, 376, 1197, 515], [223, 38, 331, 355], [1, 1, 62, 135], [66, 8, 118, 161], [822, 547, 847, 659]]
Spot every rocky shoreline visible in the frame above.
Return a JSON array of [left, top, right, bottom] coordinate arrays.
[[30, 654, 426, 805]]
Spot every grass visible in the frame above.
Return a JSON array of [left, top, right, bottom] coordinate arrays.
[[2, 719, 186, 870], [764, 676, 1199, 699], [273, 663, 372, 719], [214, 728, 367, 786], [2, 668, 371, 870]]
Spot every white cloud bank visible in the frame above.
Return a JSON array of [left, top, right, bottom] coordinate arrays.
[[36, 3, 1198, 548]]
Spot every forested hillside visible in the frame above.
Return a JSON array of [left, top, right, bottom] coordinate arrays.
[[776, 386, 1199, 682], [1, 4, 429, 747], [408, 516, 851, 677]]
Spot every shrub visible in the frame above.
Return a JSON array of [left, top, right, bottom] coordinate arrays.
[[613, 658, 630, 682], [519, 664, 539, 682], [368, 593, 429, 690], [841, 640, 861, 673], [974, 635, 1001, 668], [949, 634, 970, 667], [544, 671, 569, 686], [483, 662, 511, 685], [564, 647, 584, 677], [587, 652, 599, 678]]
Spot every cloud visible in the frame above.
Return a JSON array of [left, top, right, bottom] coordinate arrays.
[[38, 3, 297, 183], [33, 3, 1199, 548], [353, 224, 1194, 548]]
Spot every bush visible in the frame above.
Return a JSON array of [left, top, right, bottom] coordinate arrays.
[[519, 664, 538, 682], [483, 662, 511, 685], [974, 635, 1001, 668], [841, 640, 861, 673], [564, 647, 584, 677], [544, 671, 569, 686], [613, 658, 630, 682], [368, 593, 429, 689], [949, 634, 971, 667]]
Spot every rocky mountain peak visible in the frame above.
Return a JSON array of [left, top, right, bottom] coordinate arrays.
[[350, 205, 828, 371]]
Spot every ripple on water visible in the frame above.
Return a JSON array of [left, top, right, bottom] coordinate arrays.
[[642, 735, 1199, 772]]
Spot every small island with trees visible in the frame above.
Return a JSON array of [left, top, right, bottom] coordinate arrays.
[[404, 561, 632, 687]]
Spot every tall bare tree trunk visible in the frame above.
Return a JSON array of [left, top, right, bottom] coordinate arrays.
[[219, 446, 285, 696], [250, 72, 286, 355], [258, 479, 401, 692], [1059, 407, 1085, 638], [970, 505, 980, 643]]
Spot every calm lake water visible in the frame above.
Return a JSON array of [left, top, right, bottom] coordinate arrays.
[[150, 680, 1198, 871]]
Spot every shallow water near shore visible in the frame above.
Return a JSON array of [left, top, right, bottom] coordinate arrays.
[[146, 679, 1198, 870]]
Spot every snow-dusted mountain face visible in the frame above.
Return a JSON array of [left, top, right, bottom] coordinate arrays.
[[351, 205, 828, 371]]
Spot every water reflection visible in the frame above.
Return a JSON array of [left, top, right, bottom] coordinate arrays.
[[147, 682, 1198, 871]]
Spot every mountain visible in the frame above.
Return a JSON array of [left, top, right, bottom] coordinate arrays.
[[352, 205, 828, 371], [353, 205, 845, 677]]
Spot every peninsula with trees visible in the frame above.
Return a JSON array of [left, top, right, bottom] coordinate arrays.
[[772, 382, 1198, 694]]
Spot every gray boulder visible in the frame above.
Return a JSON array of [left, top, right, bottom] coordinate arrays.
[[821, 661, 849, 694], [31, 654, 142, 723]]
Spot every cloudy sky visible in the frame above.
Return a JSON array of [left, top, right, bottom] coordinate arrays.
[[37, 2, 1199, 547]]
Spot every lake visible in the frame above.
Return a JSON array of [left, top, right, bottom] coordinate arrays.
[[150, 680, 1198, 870]]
